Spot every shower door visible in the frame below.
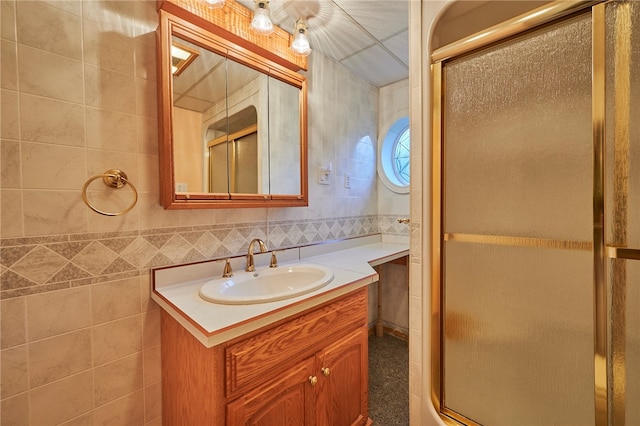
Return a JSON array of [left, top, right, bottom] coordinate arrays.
[[431, 1, 640, 425], [605, 2, 640, 425]]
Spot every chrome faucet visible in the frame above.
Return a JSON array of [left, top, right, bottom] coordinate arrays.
[[245, 238, 268, 272]]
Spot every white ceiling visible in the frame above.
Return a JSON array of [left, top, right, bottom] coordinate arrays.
[[235, 0, 409, 87]]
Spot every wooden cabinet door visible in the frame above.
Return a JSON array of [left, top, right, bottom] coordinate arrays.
[[226, 356, 317, 426], [317, 326, 369, 426]]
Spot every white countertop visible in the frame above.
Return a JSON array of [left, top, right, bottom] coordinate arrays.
[[151, 235, 409, 347]]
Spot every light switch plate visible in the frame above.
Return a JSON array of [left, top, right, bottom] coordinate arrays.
[[318, 167, 330, 185]]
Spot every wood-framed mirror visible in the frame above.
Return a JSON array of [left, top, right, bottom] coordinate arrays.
[[157, 1, 308, 209]]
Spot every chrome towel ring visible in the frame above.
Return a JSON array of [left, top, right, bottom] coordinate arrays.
[[81, 169, 138, 216]]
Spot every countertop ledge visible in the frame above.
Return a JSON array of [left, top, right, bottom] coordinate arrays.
[[151, 235, 409, 348]]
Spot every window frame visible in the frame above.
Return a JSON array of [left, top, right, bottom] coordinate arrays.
[[377, 115, 410, 194]]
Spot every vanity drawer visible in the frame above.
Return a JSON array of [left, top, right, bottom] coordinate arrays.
[[225, 288, 367, 397]]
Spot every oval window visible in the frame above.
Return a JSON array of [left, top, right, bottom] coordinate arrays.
[[378, 116, 410, 193]]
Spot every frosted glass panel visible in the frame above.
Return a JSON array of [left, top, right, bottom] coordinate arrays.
[[605, 0, 640, 248], [627, 261, 640, 425], [444, 242, 594, 425], [607, 259, 640, 426], [604, 3, 640, 424], [443, 13, 592, 240]]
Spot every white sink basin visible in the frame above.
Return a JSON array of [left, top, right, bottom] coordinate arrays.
[[199, 264, 334, 305]]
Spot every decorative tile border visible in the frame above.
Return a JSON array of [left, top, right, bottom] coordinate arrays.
[[378, 215, 411, 236], [0, 215, 384, 299]]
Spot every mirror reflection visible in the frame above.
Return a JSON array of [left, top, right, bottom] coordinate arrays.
[[268, 77, 301, 195], [208, 106, 258, 193], [169, 33, 302, 198]]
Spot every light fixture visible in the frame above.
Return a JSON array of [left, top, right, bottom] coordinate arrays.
[[203, 0, 225, 9], [291, 18, 311, 56], [171, 42, 199, 76], [251, 0, 274, 35]]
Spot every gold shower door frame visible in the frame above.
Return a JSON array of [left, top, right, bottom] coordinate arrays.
[[430, 1, 639, 425]]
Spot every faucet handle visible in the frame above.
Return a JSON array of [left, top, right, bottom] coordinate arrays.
[[245, 253, 255, 272], [222, 258, 233, 278], [269, 251, 278, 268]]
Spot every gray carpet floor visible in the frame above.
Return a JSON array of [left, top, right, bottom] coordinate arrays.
[[368, 334, 409, 425]]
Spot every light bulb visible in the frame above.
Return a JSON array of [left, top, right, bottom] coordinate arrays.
[[291, 19, 311, 56], [203, 0, 225, 9], [251, 1, 274, 35], [291, 32, 311, 55]]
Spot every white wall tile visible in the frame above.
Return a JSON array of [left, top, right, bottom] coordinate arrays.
[[16, 1, 82, 60], [142, 346, 161, 386], [30, 370, 94, 426], [1, 39, 17, 90], [82, 20, 135, 75], [22, 190, 88, 236], [93, 390, 145, 426], [92, 316, 142, 366], [134, 37, 157, 81], [1, 392, 29, 426], [81, 1, 137, 36], [1, 345, 28, 398], [19, 94, 85, 147], [137, 116, 159, 155], [1, 139, 21, 188], [86, 203, 140, 233], [39, 1, 82, 16], [91, 277, 141, 325], [86, 108, 138, 153], [136, 76, 157, 119], [84, 64, 136, 114], [93, 353, 143, 406], [18, 45, 84, 103], [28, 330, 92, 387], [0, 189, 23, 238], [1, 297, 26, 349], [59, 412, 94, 426], [1, 89, 19, 139], [144, 381, 162, 423], [142, 309, 160, 349], [21, 143, 86, 190], [26, 287, 91, 341], [1, 0, 17, 41]]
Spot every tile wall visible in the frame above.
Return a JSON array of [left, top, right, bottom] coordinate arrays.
[[0, 1, 409, 424], [408, 1, 429, 424], [378, 78, 411, 251], [378, 78, 410, 221]]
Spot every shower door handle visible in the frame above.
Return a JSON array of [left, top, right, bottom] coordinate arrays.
[[606, 246, 640, 260]]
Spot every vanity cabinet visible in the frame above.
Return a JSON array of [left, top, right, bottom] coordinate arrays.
[[316, 327, 370, 426], [160, 287, 371, 426], [226, 355, 316, 424]]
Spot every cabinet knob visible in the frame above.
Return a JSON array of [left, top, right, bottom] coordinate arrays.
[[309, 376, 318, 386], [321, 367, 330, 376]]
